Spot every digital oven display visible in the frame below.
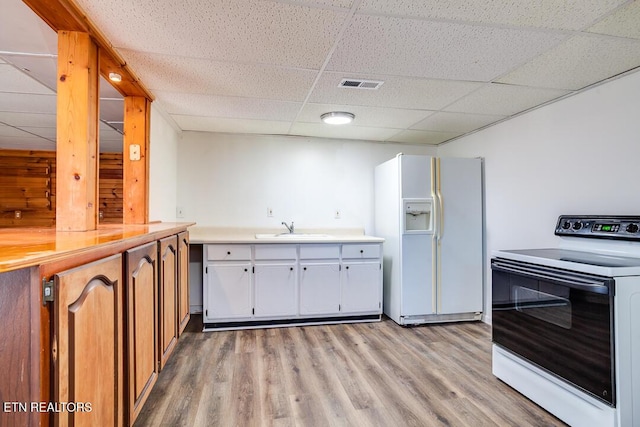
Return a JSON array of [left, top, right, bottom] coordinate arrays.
[[593, 223, 619, 232]]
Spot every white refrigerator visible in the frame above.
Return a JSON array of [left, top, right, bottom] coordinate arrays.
[[374, 154, 483, 325]]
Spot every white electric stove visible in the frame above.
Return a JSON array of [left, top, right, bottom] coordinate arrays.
[[491, 215, 640, 427]]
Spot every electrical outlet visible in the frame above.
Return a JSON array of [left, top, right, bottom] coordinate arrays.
[[176, 206, 185, 218], [335, 209, 341, 219], [14, 210, 22, 219], [267, 207, 273, 217]]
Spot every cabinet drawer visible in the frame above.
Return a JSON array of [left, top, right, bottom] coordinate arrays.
[[254, 244, 297, 260], [207, 245, 251, 261], [300, 244, 340, 259], [342, 244, 381, 259]]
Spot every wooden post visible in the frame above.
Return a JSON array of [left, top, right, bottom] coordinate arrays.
[[56, 31, 99, 231], [123, 96, 150, 224]]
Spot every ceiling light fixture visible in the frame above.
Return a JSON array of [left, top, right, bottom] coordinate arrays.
[[321, 111, 355, 125], [108, 72, 122, 83]]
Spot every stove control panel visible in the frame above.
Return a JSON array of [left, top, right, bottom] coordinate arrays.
[[555, 215, 640, 241]]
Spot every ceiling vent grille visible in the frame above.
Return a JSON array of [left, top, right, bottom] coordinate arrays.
[[339, 78, 384, 90]]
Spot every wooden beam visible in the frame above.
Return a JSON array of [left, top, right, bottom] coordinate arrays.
[[56, 31, 99, 231], [123, 97, 150, 225], [23, 0, 154, 100]]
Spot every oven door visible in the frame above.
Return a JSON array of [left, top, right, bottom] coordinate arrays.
[[491, 257, 615, 406]]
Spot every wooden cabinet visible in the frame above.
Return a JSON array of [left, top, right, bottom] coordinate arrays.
[[158, 236, 178, 369], [177, 231, 190, 335], [125, 242, 158, 425], [52, 254, 124, 427], [0, 267, 43, 427]]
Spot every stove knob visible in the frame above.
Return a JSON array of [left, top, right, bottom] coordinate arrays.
[[572, 221, 583, 230], [562, 221, 571, 230], [627, 223, 639, 233]]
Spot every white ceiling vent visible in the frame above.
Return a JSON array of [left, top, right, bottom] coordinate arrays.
[[339, 78, 384, 90]]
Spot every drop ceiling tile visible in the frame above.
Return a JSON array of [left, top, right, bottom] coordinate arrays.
[[101, 121, 124, 133], [19, 126, 56, 140], [497, 35, 640, 90], [120, 51, 317, 102], [284, 0, 353, 8], [444, 83, 570, 116], [99, 128, 124, 141], [76, 0, 348, 68], [289, 122, 400, 141], [587, 2, 640, 40], [100, 99, 124, 123], [0, 63, 54, 95], [386, 129, 461, 145], [298, 103, 433, 128], [100, 140, 124, 153], [0, 123, 37, 138], [157, 92, 301, 121], [173, 115, 291, 134], [326, 15, 567, 81], [310, 72, 482, 110], [410, 111, 506, 133], [2, 56, 57, 93], [100, 77, 124, 99], [0, 136, 56, 151], [0, 112, 56, 128], [357, 0, 627, 31], [0, 93, 56, 114], [0, 0, 58, 54]]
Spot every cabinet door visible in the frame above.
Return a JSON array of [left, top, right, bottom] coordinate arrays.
[[205, 262, 252, 320], [341, 261, 382, 314], [299, 262, 340, 315], [125, 242, 158, 425], [158, 236, 178, 369], [254, 263, 297, 317], [53, 254, 123, 427], [177, 231, 190, 335]]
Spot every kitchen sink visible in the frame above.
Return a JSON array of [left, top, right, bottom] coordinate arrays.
[[254, 233, 332, 239]]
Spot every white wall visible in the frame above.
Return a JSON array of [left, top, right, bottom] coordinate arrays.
[[177, 132, 434, 233], [437, 69, 640, 322], [149, 104, 180, 222]]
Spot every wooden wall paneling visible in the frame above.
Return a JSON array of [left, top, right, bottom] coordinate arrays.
[[56, 30, 99, 231], [0, 150, 56, 227], [158, 236, 178, 369], [0, 267, 41, 427], [99, 152, 124, 223], [125, 242, 159, 424], [123, 97, 150, 225], [177, 231, 190, 336], [0, 150, 124, 227]]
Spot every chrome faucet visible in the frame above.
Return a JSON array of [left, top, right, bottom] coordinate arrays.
[[282, 221, 294, 234]]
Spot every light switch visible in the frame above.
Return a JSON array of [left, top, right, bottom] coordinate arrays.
[[129, 144, 141, 161]]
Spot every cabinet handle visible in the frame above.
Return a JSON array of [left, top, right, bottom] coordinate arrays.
[[227, 251, 231, 255], [303, 267, 307, 271], [360, 249, 364, 253], [244, 268, 248, 272], [290, 267, 294, 271], [346, 266, 349, 269]]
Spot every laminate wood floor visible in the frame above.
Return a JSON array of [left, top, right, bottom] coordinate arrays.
[[134, 316, 565, 427]]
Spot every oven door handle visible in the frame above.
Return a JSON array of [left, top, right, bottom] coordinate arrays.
[[491, 261, 612, 295]]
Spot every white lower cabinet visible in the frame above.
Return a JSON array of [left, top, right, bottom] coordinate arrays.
[[203, 242, 382, 328], [341, 261, 382, 313], [205, 262, 252, 321], [299, 262, 341, 315], [254, 262, 297, 317]]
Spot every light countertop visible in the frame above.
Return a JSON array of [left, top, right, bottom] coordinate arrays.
[[189, 226, 384, 244]]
